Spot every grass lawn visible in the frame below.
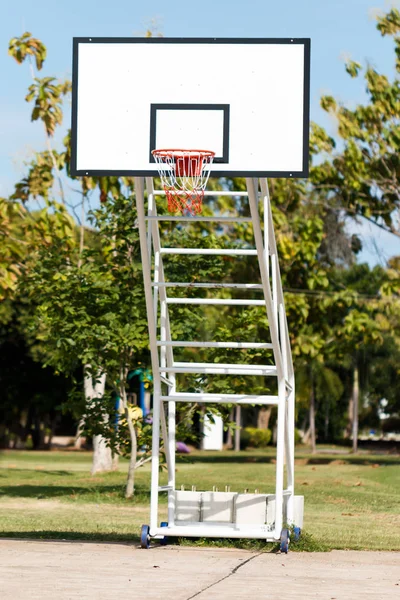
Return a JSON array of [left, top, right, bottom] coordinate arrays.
[[0, 447, 399, 551]]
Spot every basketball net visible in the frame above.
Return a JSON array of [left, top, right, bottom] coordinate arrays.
[[152, 149, 215, 215]]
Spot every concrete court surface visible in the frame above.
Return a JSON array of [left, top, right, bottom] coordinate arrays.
[[1, 539, 399, 599]]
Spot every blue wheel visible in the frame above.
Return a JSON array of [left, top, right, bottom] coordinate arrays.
[[140, 524, 150, 549], [280, 528, 290, 553], [160, 521, 168, 546], [293, 526, 301, 542]]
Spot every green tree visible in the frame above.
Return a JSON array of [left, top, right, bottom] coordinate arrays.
[[8, 32, 126, 472], [318, 8, 400, 239], [339, 308, 384, 452], [24, 194, 151, 496]]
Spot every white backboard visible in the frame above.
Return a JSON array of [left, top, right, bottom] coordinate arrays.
[[71, 38, 310, 178]]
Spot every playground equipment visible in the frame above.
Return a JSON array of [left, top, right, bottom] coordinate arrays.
[[71, 36, 310, 552], [135, 176, 303, 552]]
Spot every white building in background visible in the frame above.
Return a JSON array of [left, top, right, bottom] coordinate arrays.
[[202, 414, 223, 451]]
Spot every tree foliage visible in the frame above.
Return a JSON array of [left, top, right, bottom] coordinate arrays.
[[318, 8, 400, 237]]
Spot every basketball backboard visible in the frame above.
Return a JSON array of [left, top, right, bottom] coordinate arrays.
[[71, 38, 310, 178]]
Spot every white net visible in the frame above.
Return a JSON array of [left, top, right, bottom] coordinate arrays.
[[152, 149, 215, 215]]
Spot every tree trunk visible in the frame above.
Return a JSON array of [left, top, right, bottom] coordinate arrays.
[[91, 433, 113, 474], [257, 406, 272, 429], [345, 396, 353, 439], [46, 415, 58, 449], [324, 399, 330, 442], [309, 373, 316, 454], [84, 369, 114, 475], [124, 421, 137, 498], [352, 364, 360, 454], [234, 405, 241, 452], [226, 409, 234, 449], [74, 417, 85, 449], [120, 376, 137, 498]]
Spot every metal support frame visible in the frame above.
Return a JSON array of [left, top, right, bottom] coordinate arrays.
[[135, 177, 296, 543]]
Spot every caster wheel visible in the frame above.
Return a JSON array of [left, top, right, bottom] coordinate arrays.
[[140, 524, 150, 549], [293, 526, 301, 542], [160, 521, 168, 546], [280, 528, 290, 554]]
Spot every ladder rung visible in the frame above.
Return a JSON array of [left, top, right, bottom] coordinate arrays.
[[160, 248, 257, 256], [145, 216, 253, 222], [152, 282, 262, 289], [166, 298, 265, 306], [162, 363, 277, 376], [156, 341, 273, 349], [161, 393, 279, 405], [174, 361, 274, 370]]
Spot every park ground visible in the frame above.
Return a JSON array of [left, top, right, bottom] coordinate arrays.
[[1, 540, 399, 599], [0, 447, 399, 551]]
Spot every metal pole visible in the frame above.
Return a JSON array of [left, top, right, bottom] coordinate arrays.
[[134, 177, 161, 534], [247, 177, 286, 540], [145, 178, 176, 524], [260, 178, 296, 528], [246, 180, 284, 380]]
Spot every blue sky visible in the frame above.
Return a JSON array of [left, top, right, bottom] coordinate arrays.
[[1, 0, 400, 265]]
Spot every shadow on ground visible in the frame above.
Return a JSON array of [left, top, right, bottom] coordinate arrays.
[[0, 531, 140, 544], [179, 454, 399, 466], [0, 484, 151, 501], [1, 469, 71, 476], [0, 530, 325, 552]]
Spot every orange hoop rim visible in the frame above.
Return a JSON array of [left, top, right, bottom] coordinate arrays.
[[152, 148, 215, 159]]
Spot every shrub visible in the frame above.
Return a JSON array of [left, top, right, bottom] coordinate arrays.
[[240, 428, 251, 450], [381, 416, 400, 433], [294, 428, 303, 444], [25, 435, 33, 450], [244, 427, 272, 448]]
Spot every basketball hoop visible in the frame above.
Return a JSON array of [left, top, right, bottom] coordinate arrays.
[[152, 149, 215, 215]]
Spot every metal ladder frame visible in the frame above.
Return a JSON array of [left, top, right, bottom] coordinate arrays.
[[135, 176, 295, 542]]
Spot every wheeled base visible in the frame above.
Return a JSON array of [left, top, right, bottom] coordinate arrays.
[[140, 523, 301, 553], [140, 489, 304, 552]]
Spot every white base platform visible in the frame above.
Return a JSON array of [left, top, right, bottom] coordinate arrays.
[[151, 521, 279, 541], [150, 491, 304, 541]]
